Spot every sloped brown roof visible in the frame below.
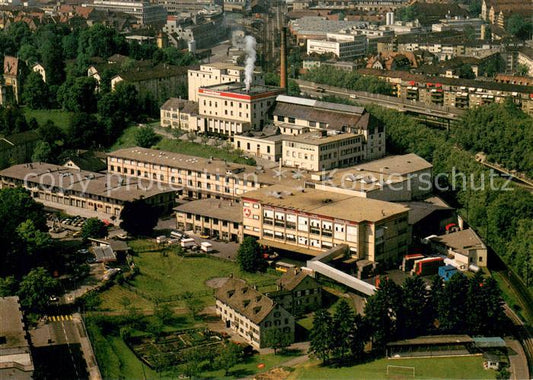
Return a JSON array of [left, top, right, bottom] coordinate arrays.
[[277, 269, 314, 291], [161, 98, 198, 114], [215, 278, 275, 324], [433, 228, 485, 255], [4, 56, 18, 76], [273, 102, 365, 131]]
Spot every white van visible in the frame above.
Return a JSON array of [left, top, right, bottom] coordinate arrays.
[[170, 231, 183, 239], [181, 238, 196, 248], [200, 242, 213, 253], [156, 235, 167, 244]]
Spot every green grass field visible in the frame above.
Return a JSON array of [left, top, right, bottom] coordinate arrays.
[[24, 108, 74, 131], [289, 356, 496, 380], [98, 240, 280, 312], [110, 125, 255, 165], [201, 352, 294, 379]]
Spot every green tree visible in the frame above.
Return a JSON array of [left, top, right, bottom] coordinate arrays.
[[401, 276, 429, 338], [67, 113, 102, 148], [214, 342, 242, 376], [349, 313, 367, 361], [22, 71, 49, 109], [16, 219, 51, 256], [457, 64, 476, 79], [183, 291, 205, 320], [236, 237, 266, 273], [181, 348, 202, 378], [119, 199, 160, 236], [309, 309, 333, 363], [154, 303, 174, 325], [0, 276, 18, 296], [57, 77, 97, 113], [32, 141, 53, 162], [81, 218, 108, 241], [506, 14, 533, 40], [135, 126, 161, 148], [17, 267, 59, 311], [515, 64, 529, 77], [363, 278, 403, 352], [332, 299, 355, 361], [264, 328, 291, 354], [437, 273, 468, 332], [18, 44, 39, 65]]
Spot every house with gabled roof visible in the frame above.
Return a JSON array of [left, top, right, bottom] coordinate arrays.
[[268, 268, 322, 316], [215, 277, 295, 349]]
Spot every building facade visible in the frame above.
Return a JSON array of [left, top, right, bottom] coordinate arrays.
[[160, 97, 200, 131], [0, 163, 176, 220], [269, 269, 322, 316], [306, 33, 367, 60], [89, 0, 167, 26], [188, 63, 264, 102], [215, 278, 295, 349], [198, 83, 282, 135], [242, 184, 410, 266], [175, 198, 243, 242]]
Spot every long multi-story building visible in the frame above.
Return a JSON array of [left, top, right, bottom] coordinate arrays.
[[198, 82, 282, 135], [273, 95, 385, 160], [357, 68, 533, 115], [242, 184, 410, 266], [0, 163, 176, 220], [306, 33, 367, 60], [88, 0, 167, 26], [107, 147, 291, 200], [188, 63, 264, 102]]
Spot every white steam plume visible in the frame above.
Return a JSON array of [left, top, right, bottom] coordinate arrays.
[[244, 35, 256, 91]]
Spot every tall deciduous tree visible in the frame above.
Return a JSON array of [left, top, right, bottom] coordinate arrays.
[[437, 273, 468, 332], [119, 199, 160, 236], [236, 237, 266, 273], [81, 218, 108, 241], [214, 342, 242, 376], [17, 267, 59, 311], [22, 71, 49, 109], [135, 126, 161, 148], [264, 328, 291, 354]]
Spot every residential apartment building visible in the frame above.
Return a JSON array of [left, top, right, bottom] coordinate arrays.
[[0, 163, 176, 220], [306, 33, 367, 60], [163, 11, 227, 50], [273, 95, 386, 160], [107, 147, 282, 200], [242, 184, 410, 266], [215, 278, 295, 349], [357, 68, 533, 115], [160, 97, 200, 131], [156, 0, 221, 14], [282, 131, 365, 171], [175, 198, 243, 242], [269, 268, 322, 316], [481, 0, 533, 28], [1, 56, 23, 104], [0, 296, 33, 380], [517, 47, 533, 77], [198, 82, 282, 135], [89, 0, 167, 26], [188, 63, 264, 102]]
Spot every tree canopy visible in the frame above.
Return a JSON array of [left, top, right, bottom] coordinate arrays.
[[119, 199, 160, 236], [236, 237, 266, 273]]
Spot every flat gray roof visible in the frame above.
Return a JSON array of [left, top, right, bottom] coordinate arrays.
[[0, 296, 34, 372], [175, 198, 243, 223]]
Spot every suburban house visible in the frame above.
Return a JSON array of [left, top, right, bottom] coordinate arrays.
[[215, 277, 295, 349], [269, 268, 322, 316], [1, 56, 25, 104], [160, 97, 200, 131], [62, 150, 107, 172]]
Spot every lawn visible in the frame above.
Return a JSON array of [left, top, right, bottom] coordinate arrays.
[[289, 356, 496, 380], [110, 125, 256, 165], [24, 108, 74, 131], [201, 352, 296, 379], [97, 240, 280, 312]]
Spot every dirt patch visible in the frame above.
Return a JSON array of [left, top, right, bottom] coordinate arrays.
[[254, 367, 292, 380], [205, 277, 229, 289]]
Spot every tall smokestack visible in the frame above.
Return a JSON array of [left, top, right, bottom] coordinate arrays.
[[244, 35, 257, 92], [280, 27, 288, 91]]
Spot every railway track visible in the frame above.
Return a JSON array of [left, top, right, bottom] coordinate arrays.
[[504, 303, 533, 376]]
